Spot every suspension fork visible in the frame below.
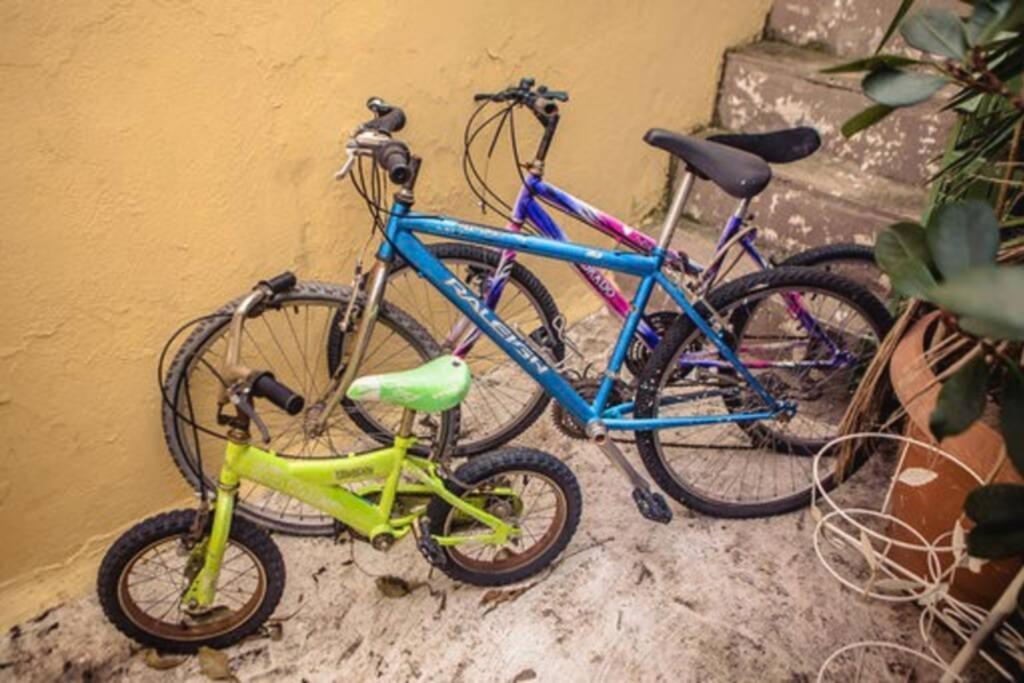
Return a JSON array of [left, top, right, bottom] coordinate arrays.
[[314, 259, 390, 430], [449, 246, 520, 356]]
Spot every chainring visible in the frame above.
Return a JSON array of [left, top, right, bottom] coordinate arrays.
[[551, 377, 628, 440], [624, 311, 680, 376]]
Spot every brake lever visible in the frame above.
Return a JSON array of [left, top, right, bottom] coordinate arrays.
[[230, 389, 272, 443], [334, 149, 356, 181]]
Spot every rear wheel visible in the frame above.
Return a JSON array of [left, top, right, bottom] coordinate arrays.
[[634, 267, 891, 518], [426, 447, 581, 586], [780, 243, 889, 301], [97, 510, 284, 654]]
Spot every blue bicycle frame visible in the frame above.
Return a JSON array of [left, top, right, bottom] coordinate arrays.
[[375, 195, 792, 435]]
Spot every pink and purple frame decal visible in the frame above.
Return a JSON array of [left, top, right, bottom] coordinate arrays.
[[451, 173, 851, 373]]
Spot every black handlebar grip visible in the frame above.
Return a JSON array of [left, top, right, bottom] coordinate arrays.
[[365, 107, 406, 134], [377, 141, 412, 184], [251, 372, 305, 415], [259, 271, 297, 295], [532, 98, 559, 117]]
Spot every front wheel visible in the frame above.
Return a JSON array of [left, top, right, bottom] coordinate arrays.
[[97, 510, 285, 654], [634, 267, 892, 518], [426, 447, 582, 586]]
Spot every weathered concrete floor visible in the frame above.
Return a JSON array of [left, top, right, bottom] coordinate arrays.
[[2, 219, 941, 681], [1, 307, 932, 682]]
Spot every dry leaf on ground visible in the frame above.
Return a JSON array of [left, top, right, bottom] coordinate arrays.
[[198, 646, 236, 681]]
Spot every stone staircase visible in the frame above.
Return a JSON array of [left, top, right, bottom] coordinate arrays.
[[682, 0, 955, 254]]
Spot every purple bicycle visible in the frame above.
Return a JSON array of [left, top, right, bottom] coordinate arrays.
[[379, 79, 887, 456]]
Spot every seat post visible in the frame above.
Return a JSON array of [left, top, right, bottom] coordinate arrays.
[[398, 408, 416, 439], [657, 171, 695, 251]]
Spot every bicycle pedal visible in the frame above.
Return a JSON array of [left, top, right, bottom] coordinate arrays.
[[632, 488, 673, 524], [415, 519, 447, 568]]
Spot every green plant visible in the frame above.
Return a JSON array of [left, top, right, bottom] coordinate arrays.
[[831, 0, 1024, 220], [832, 0, 1024, 561], [874, 200, 1024, 559]]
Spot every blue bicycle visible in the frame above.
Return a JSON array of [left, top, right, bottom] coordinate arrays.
[[326, 95, 890, 520], [164, 94, 891, 526]]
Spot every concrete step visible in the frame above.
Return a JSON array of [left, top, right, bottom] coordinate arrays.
[[682, 143, 926, 253], [716, 41, 952, 186], [768, 0, 962, 57]]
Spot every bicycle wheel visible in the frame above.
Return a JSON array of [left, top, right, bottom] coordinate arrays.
[[162, 280, 457, 536], [634, 267, 892, 518], [97, 509, 284, 653], [426, 447, 581, 586], [780, 243, 889, 301], [378, 243, 565, 456]]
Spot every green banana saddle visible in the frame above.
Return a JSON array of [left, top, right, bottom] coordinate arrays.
[[346, 355, 472, 413]]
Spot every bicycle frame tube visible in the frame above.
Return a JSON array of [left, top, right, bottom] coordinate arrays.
[[382, 202, 785, 432], [458, 176, 850, 369], [182, 435, 516, 608]]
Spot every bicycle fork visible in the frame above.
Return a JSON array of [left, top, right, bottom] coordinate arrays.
[[181, 440, 242, 612]]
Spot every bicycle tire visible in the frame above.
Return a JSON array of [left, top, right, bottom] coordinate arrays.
[[97, 509, 285, 654], [426, 446, 581, 586], [780, 243, 888, 300], [634, 267, 892, 518]]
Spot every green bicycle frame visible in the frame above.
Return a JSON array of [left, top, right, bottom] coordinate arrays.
[[182, 434, 517, 609]]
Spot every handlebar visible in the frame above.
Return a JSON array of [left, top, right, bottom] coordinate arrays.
[[258, 271, 297, 295], [376, 140, 412, 184], [362, 108, 406, 135], [251, 372, 305, 416], [473, 78, 569, 118], [359, 97, 406, 135]]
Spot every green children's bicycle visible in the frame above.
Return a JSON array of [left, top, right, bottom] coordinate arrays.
[[97, 274, 581, 653]]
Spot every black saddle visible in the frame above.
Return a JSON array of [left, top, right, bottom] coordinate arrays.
[[643, 129, 771, 200], [708, 127, 821, 165]]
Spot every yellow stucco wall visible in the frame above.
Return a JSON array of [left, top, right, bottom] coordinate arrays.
[[0, 0, 770, 627]]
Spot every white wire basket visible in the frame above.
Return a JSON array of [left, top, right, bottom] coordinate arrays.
[[810, 432, 1024, 681]]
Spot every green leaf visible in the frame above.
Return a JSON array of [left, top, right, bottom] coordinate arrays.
[[901, 8, 969, 59], [876, 0, 919, 54], [929, 267, 1024, 340], [930, 355, 990, 439], [967, 522, 1024, 559], [863, 68, 947, 107], [841, 104, 895, 137], [969, 0, 1012, 43], [821, 55, 920, 74], [874, 222, 938, 298], [973, 0, 1024, 42], [965, 483, 1024, 525], [926, 200, 1000, 279], [1001, 372, 1024, 476]]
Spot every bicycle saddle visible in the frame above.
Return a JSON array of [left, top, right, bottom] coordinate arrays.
[[708, 127, 821, 165], [346, 355, 471, 413], [643, 129, 772, 199]]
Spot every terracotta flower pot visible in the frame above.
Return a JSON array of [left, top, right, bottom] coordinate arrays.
[[887, 311, 1022, 608]]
